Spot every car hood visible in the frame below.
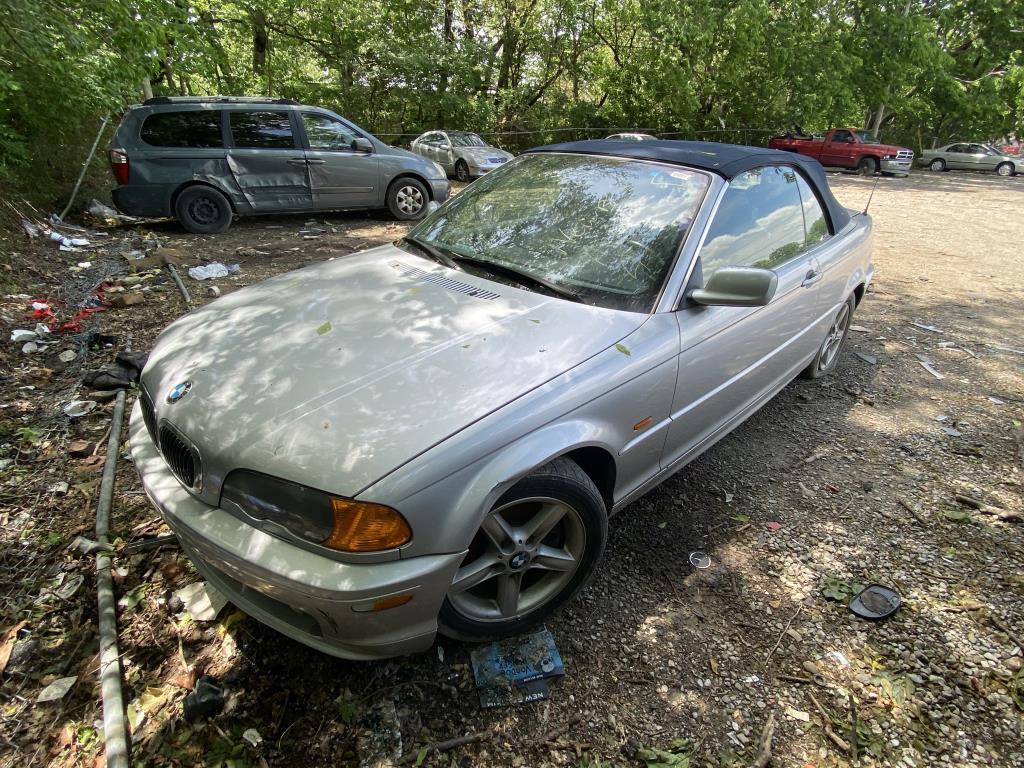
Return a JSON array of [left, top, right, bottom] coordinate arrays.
[[141, 245, 644, 498], [870, 143, 911, 155]]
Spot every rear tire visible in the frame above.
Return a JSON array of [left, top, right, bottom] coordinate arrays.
[[386, 178, 429, 220], [929, 158, 946, 172], [801, 295, 856, 379], [857, 156, 879, 176], [438, 458, 608, 642], [175, 186, 232, 234], [996, 162, 1015, 177]]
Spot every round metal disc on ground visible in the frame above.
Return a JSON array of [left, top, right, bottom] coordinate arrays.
[[849, 584, 901, 620], [689, 551, 712, 569]]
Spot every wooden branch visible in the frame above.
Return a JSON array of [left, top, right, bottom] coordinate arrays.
[[765, 603, 803, 666], [749, 711, 776, 768], [807, 691, 851, 754], [990, 615, 1024, 653], [536, 713, 582, 744], [398, 732, 489, 765], [898, 497, 928, 525], [955, 495, 1021, 522]]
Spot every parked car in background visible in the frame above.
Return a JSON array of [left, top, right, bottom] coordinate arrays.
[[130, 138, 873, 659], [409, 131, 514, 182], [769, 128, 914, 176], [108, 96, 450, 233], [920, 143, 1022, 176], [606, 132, 656, 141]]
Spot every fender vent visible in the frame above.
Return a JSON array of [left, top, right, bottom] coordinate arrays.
[[390, 261, 500, 300]]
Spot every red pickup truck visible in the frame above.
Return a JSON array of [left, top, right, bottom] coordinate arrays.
[[769, 128, 915, 176]]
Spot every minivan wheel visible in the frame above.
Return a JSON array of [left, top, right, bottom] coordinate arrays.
[[175, 186, 233, 234], [801, 295, 856, 379], [455, 160, 471, 183], [438, 458, 607, 642], [386, 178, 429, 220]]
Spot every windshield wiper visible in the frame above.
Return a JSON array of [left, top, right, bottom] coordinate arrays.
[[446, 253, 583, 303], [398, 236, 461, 271]]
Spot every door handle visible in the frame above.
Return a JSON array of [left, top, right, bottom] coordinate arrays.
[[801, 269, 822, 287], [305, 159, 325, 165], [287, 158, 307, 165]]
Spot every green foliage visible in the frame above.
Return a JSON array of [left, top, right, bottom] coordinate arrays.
[[821, 575, 863, 602], [1, 0, 1021, 198], [638, 738, 691, 767]]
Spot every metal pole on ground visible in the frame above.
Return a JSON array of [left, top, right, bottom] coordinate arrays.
[[95, 391, 130, 768]]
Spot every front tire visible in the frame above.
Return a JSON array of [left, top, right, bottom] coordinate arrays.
[[455, 160, 471, 183], [386, 178, 429, 220], [438, 458, 608, 642], [857, 156, 879, 176], [996, 162, 1015, 177], [801, 295, 855, 379], [175, 186, 233, 234], [929, 158, 946, 172]]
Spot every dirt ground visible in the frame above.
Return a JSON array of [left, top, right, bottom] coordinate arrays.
[[0, 170, 1022, 768]]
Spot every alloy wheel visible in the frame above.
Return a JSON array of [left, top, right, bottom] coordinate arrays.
[[448, 496, 586, 622], [819, 301, 852, 371], [395, 185, 424, 215], [997, 163, 1013, 177]]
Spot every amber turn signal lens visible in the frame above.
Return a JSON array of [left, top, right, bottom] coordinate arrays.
[[321, 498, 412, 552], [372, 593, 413, 612]]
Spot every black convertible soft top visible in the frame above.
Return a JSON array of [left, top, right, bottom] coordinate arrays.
[[526, 139, 852, 233]]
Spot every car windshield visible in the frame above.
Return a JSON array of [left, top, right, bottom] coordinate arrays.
[[407, 154, 710, 312], [853, 131, 880, 144], [450, 132, 487, 147]]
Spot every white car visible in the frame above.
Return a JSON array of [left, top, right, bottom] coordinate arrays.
[[606, 133, 656, 141], [410, 130, 514, 181]]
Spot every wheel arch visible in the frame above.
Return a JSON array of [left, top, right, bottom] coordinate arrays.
[[170, 180, 238, 216], [387, 171, 439, 200]]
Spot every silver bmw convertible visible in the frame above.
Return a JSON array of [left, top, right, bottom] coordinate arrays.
[[131, 140, 873, 659]]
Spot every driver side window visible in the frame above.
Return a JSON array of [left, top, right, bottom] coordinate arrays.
[[302, 114, 359, 151], [698, 166, 809, 278]]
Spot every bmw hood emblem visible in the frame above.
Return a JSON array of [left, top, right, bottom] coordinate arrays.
[[166, 381, 192, 404]]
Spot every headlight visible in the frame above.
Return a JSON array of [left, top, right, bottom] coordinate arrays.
[[883, 154, 893, 160], [221, 470, 411, 552]]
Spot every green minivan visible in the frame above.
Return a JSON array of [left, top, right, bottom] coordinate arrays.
[[109, 97, 450, 233]]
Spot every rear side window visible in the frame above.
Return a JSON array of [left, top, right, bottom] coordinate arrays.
[[140, 111, 223, 148], [229, 111, 295, 149], [795, 175, 831, 246]]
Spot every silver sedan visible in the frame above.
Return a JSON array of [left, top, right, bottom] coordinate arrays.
[[131, 140, 873, 659], [410, 130, 514, 182], [920, 142, 1022, 176]]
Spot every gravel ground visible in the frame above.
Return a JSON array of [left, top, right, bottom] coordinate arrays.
[[0, 170, 1021, 768]]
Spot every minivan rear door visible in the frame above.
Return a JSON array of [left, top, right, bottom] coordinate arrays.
[[226, 110, 312, 212], [298, 113, 380, 209]]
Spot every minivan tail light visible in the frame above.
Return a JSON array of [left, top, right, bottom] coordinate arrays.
[[110, 149, 130, 185]]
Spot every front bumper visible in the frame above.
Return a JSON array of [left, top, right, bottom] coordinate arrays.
[[880, 158, 913, 176], [427, 178, 451, 202], [128, 400, 464, 660]]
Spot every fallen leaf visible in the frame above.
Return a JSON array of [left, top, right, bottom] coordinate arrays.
[[766, 521, 782, 531], [614, 342, 631, 357], [0, 620, 28, 677], [316, 320, 332, 335], [37, 676, 77, 702]]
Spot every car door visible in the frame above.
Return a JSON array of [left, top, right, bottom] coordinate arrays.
[[966, 144, 997, 171], [299, 113, 380, 209], [660, 165, 826, 469], [820, 130, 856, 167], [945, 144, 970, 169], [225, 110, 312, 212]]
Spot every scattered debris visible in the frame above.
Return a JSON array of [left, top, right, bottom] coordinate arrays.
[[183, 676, 225, 723], [910, 321, 943, 334], [849, 584, 901, 621], [241, 728, 262, 747], [688, 551, 712, 569], [955, 494, 1021, 522], [37, 675, 77, 703], [470, 627, 564, 708], [62, 400, 97, 418], [854, 352, 877, 365], [175, 581, 228, 622], [187, 262, 240, 281], [914, 354, 945, 380]]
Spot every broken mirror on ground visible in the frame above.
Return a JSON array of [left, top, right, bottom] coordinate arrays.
[[470, 627, 564, 708]]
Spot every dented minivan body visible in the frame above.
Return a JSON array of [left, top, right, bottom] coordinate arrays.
[[108, 97, 450, 232]]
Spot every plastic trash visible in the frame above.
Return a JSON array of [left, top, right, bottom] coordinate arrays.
[[470, 627, 563, 708], [188, 263, 230, 281], [183, 676, 225, 723], [63, 400, 97, 418], [849, 584, 901, 621], [11, 329, 37, 343]]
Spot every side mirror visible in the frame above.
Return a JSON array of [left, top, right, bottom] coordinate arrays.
[[688, 267, 778, 307], [439, 143, 451, 150], [352, 137, 373, 152]]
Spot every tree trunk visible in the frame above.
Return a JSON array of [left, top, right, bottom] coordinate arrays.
[[869, 103, 885, 138], [142, 78, 153, 100]]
